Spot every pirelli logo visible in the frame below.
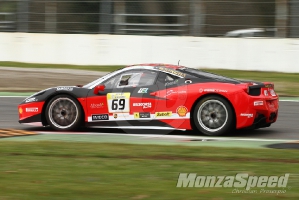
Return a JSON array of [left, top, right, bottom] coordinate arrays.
[[155, 111, 172, 117]]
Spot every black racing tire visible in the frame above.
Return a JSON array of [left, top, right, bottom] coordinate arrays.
[[45, 95, 83, 131], [193, 95, 234, 136]]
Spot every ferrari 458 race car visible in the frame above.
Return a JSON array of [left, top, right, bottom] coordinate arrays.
[[18, 64, 279, 136]]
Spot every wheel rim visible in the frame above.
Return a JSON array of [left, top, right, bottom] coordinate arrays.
[[197, 99, 228, 133], [48, 98, 78, 129]]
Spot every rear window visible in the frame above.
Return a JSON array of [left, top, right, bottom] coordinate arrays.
[[177, 68, 241, 84]]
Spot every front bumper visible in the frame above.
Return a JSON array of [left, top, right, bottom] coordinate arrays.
[[18, 101, 45, 124]]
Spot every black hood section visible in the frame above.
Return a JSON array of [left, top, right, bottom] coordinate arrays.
[[21, 86, 90, 104]]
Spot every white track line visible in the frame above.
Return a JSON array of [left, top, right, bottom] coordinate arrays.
[[39, 131, 297, 143]]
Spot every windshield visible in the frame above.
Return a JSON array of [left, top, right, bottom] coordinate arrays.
[[83, 68, 125, 88]]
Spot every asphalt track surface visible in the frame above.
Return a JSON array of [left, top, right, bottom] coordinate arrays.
[[0, 97, 298, 140]]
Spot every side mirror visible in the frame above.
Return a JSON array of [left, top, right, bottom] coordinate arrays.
[[94, 85, 105, 94]]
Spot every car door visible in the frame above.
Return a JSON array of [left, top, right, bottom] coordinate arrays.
[[154, 72, 188, 118], [85, 69, 161, 125]]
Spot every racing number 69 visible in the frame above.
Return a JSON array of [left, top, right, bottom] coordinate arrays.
[[112, 99, 125, 110]]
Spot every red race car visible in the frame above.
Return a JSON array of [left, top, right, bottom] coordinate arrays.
[[18, 64, 279, 136]]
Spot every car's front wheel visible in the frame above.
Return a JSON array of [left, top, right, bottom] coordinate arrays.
[[193, 95, 234, 136], [45, 95, 83, 131]]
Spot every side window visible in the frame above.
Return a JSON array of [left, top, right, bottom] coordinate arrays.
[[103, 75, 121, 89], [118, 73, 142, 87], [103, 70, 158, 89], [138, 71, 158, 86], [157, 72, 180, 85]]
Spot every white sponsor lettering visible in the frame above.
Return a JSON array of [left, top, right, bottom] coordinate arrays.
[[204, 89, 228, 93], [90, 103, 104, 109], [164, 90, 177, 97], [254, 101, 264, 106], [199, 88, 227, 93], [57, 87, 73, 91], [26, 107, 38, 112], [91, 114, 109, 121], [138, 88, 148, 93], [133, 102, 152, 109], [25, 97, 37, 103], [240, 113, 253, 118]]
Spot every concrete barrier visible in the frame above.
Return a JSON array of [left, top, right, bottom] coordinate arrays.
[[0, 32, 299, 73]]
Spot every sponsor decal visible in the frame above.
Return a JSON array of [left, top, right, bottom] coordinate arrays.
[[114, 113, 118, 119], [164, 89, 177, 98], [155, 111, 172, 117], [56, 87, 73, 91], [254, 101, 264, 106], [25, 97, 37, 103], [176, 106, 188, 117], [134, 112, 151, 119], [157, 67, 186, 77], [90, 103, 104, 109], [202, 89, 228, 93], [108, 93, 130, 99], [19, 108, 23, 114], [133, 102, 152, 109], [176, 173, 290, 192], [107, 93, 130, 113], [165, 80, 179, 86], [138, 88, 148, 93], [92, 114, 109, 121], [240, 113, 253, 118], [26, 107, 38, 112]]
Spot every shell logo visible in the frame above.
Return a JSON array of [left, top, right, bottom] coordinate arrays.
[[19, 108, 23, 114], [176, 106, 188, 117]]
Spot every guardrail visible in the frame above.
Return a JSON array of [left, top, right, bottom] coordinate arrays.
[[0, 12, 15, 31], [114, 13, 188, 35]]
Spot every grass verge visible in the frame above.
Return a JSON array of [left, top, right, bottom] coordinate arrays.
[[0, 61, 298, 96], [0, 141, 298, 199]]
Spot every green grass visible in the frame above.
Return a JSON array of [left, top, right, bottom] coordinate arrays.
[[0, 61, 298, 96], [0, 141, 298, 199]]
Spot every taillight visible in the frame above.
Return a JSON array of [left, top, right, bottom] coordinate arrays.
[[269, 89, 276, 96], [264, 90, 269, 96]]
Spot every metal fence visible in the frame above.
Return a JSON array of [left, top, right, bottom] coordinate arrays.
[[0, 0, 298, 37]]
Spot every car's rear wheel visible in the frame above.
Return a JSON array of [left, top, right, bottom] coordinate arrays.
[[45, 95, 82, 131], [193, 95, 234, 136]]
